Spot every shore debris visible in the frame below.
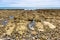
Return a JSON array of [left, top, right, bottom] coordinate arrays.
[[9, 16, 14, 19], [28, 20, 36, 30], [2, 20, 8, 26]]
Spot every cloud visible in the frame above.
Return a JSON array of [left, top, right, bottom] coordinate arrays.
[[0, 0, 60, 7]]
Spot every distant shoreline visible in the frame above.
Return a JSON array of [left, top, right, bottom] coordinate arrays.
[[0, 7, 60, 10]]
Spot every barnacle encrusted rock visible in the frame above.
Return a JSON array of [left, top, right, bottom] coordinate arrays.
[[36, 22, 44, 31], [16, 20, 28, 35], [5, 21, 15, 35]]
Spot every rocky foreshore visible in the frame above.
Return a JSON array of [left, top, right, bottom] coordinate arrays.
[[0, 9, 60, 40]]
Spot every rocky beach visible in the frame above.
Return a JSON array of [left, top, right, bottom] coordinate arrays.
[[0, 9, 60, 40]]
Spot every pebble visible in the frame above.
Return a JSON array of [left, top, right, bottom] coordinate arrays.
[[31, 31, 37, 35]]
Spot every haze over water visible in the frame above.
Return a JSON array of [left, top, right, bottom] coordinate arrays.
[[0, 0, 60, 10]]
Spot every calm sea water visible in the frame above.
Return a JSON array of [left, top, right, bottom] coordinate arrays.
[[0, 7, 60, 10]]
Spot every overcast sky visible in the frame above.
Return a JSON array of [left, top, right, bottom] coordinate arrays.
[[0, 0, 60, 7]]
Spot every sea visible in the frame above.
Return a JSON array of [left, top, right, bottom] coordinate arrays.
[[0, 7, 60, 10]]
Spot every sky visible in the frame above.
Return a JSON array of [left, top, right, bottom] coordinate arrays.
[[0, 0, 60, 7]]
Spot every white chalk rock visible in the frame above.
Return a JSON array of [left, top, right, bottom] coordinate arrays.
[[43, 21, 56, 29]]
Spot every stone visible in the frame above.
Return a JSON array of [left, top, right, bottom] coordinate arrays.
[[43, 21, 56, 29], [30, 30, 37, 35], [5, 21, 15, 35], [36, 22, 44, 31]]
